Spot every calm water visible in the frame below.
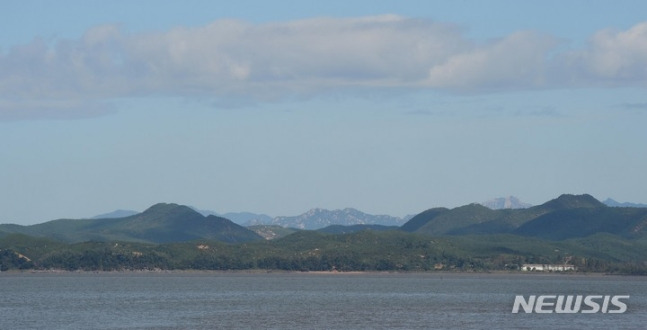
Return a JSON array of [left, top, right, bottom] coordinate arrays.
[[1, 272, 646, 329]]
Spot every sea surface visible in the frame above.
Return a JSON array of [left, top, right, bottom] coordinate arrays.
[[1, 272, 646, 329]]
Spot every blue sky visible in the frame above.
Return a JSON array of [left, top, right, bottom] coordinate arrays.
[[2, 1, 647, 224]]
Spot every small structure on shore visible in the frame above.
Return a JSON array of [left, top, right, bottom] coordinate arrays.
[[521, 264, 576, 272]]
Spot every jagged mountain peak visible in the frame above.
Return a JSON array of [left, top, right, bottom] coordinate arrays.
[[481, 196, 532, 210], [272, 207, 404, 230], [304, 207, 362, 215], [603, 198, 647, 208]]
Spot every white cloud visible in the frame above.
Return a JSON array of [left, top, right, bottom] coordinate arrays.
[[1, 16, 647, 119], [122, 16, 468, 94], [561, 22, 647, 85], [427, 31, 559, 91]]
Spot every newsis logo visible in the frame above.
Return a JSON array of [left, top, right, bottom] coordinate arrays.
[[512, 295, 630, 314]]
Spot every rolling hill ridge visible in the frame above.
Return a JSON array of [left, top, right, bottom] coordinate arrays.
[[2, 194, 647, 274], [2, 194, 646, 244], [0, 203, 262, 243], [402, 194, 647, 240]]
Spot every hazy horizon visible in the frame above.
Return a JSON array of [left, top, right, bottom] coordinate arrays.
[[3, 193, 645, 226]]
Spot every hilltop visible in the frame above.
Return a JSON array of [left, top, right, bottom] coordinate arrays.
[[3, 194, 647, 243], [402, 194, 647, 240], [0, 203, 261, 244]]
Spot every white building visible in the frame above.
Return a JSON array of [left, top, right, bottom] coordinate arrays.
[[521, 264, 576, 272]]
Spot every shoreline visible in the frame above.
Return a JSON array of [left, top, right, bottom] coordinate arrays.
[[0, 268, 637, 277]]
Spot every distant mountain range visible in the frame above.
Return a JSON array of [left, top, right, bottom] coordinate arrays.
[[603, 198, 647, 208], [2, 194, 647, 244], [480, 196, 532, 210], [90, 207, 405, 230], [481, 196, 647, 210], [190, 208, 274, 226], [3, 194, 647, 274], [265, 208, 406, 230], [86, 196, 644, 229], [404, 194, 647, 240], [1, 203, 261, 244]]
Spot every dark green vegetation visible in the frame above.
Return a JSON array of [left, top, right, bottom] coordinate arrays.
[[1, 194, 647, 274], [317, 224, 399, 234], [405, 194, 647, 239], [247, 225, 299, 240], [0, 203, 262, 244]]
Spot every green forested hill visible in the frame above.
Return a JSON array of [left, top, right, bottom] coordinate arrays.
[[3, 194, 643, 244], [402, 194, 647, 239], [317, 224, 399, 234], [513, 206, 647, 239], [413, 203, 500, 235], [0, 203, 262, 244], [2, 230, 646, 274], [400, 207, 449, 232]]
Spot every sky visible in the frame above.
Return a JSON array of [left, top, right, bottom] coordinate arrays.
[[1, 0, 647, 224]]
